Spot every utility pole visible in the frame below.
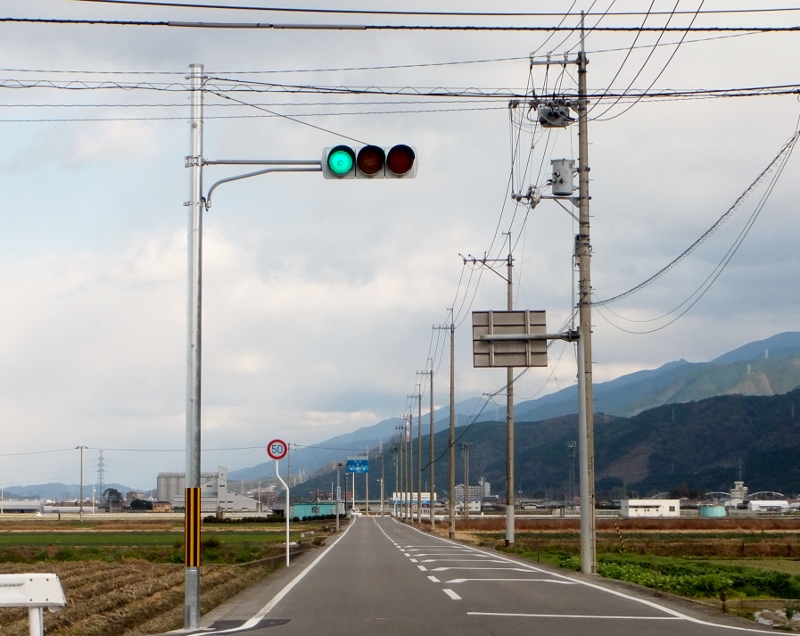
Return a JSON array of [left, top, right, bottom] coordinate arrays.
[[185, 62, 204, 630], [380, 451, 385, 516], [406, 414, 413, 522], [397, 423, 404, 518], [461, 244, 515, 544], [77, 446, 86, 522], [392, 446, 400, 514], [576, 16, 597, 575], [449, 320, 456, 539], [429, 367, 435, 529], [460, 442, 471, 520], [567, 441, 576, 510], [505, 249, 515, 544], [415, 380, 423, 527]]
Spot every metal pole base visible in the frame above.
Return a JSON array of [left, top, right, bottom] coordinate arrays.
[[505, 505, 515, 546], [185, 567, 200, 629]]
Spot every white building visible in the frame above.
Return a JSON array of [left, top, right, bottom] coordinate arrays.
[[159, 467, 260, 513], [620, 499, 680, 518], [748, 500, 788, 512]]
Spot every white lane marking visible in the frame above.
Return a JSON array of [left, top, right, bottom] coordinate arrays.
[[448, 578, 575, 584], [412, 552, 473, 557], [417, 565, 428, 571], [208, 519, 357, 634], [468, 612, 682, 620], [401, 522, 773, 634], [410, 558, 418, 562], [428, 575, 441, 583], [420, 558, 505, 563], [432, 567, 535, 572], [443, 589, 462, 601]]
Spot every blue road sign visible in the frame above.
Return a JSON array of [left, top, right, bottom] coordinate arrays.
[[347, 458, 369, 474]]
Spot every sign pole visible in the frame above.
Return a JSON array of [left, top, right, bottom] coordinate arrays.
[[267, 439, 290, 567], [276, 459, 289, 567]]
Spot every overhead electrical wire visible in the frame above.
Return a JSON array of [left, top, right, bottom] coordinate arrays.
[[593, 124, 800, 309], [594, 134, 797, 335], [586, 0, 656, 115], [593, 0, 708, 122], [0, 28, 771, 80], [69, 1, 800, 19], [3, 17, 799, 32]]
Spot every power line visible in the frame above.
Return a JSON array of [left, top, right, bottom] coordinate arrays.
[[68, 1, 800, 19], [593, 125, 800, 308], [3, 18, 800, 32]]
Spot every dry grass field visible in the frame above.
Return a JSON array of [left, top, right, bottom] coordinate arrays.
[[3, 514, 800, 634], [0, 515, 325, 635], [0, 559, 281, 636]]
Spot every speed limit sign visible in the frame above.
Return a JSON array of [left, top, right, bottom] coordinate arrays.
[[267, 439, 288, 460]]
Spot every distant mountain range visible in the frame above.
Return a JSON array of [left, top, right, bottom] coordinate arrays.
[[4, 483, 140, 502], [9, 332, 800, 497], [231, 331, 800, 484], [296, 386, 800, 501]]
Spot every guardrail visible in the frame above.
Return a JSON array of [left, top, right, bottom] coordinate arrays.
[[0, 573, 66, 636]]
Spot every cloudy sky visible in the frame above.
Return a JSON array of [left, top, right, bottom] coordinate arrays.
[[1, 1, 798, 491]]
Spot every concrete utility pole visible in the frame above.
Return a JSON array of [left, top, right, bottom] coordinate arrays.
[[461, 246, 515, 544], [576, 17, 597, 575], [505, 250, 515, 545], [429, 368, 435, 528], [77, 446, 86, 522], [397, 424, 404, 518], [415, 383, 423, 527], [460, 442, 471, 520], [185, 62, 204, 630], [449, 320, 456, 539], [406, 414, 413, 522]]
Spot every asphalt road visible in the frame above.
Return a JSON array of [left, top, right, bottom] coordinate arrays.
[[172, 516, 773, 635]]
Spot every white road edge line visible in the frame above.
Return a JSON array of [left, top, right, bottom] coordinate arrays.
[[468, 612, 682, 620], [402, 521, 773, 633], [209, 517, 358, 634]]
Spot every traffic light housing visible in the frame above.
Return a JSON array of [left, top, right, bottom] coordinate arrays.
[[322, 144, 417, 179]]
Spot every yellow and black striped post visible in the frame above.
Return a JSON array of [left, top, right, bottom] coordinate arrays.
[[185, 487, 201, 567]]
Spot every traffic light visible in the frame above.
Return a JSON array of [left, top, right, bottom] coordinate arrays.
[[322, 144, 417, 179]]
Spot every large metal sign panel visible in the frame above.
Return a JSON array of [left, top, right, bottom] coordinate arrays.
[[347, 458, 369, 474], [472, 310, 548, 368]]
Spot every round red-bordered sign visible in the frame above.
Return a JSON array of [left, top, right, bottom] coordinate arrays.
[[267, 439, 288, 460]]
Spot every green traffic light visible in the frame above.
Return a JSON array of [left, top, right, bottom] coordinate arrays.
[[328, 148, 354, 176]]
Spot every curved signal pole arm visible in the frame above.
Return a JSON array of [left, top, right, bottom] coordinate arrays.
[[202, 160, 322, 209]]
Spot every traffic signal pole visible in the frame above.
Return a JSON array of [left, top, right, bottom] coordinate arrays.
[[183, 64, 419, 630]]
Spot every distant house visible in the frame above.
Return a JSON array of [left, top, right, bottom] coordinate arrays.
[[620, 499, 680, 518]]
